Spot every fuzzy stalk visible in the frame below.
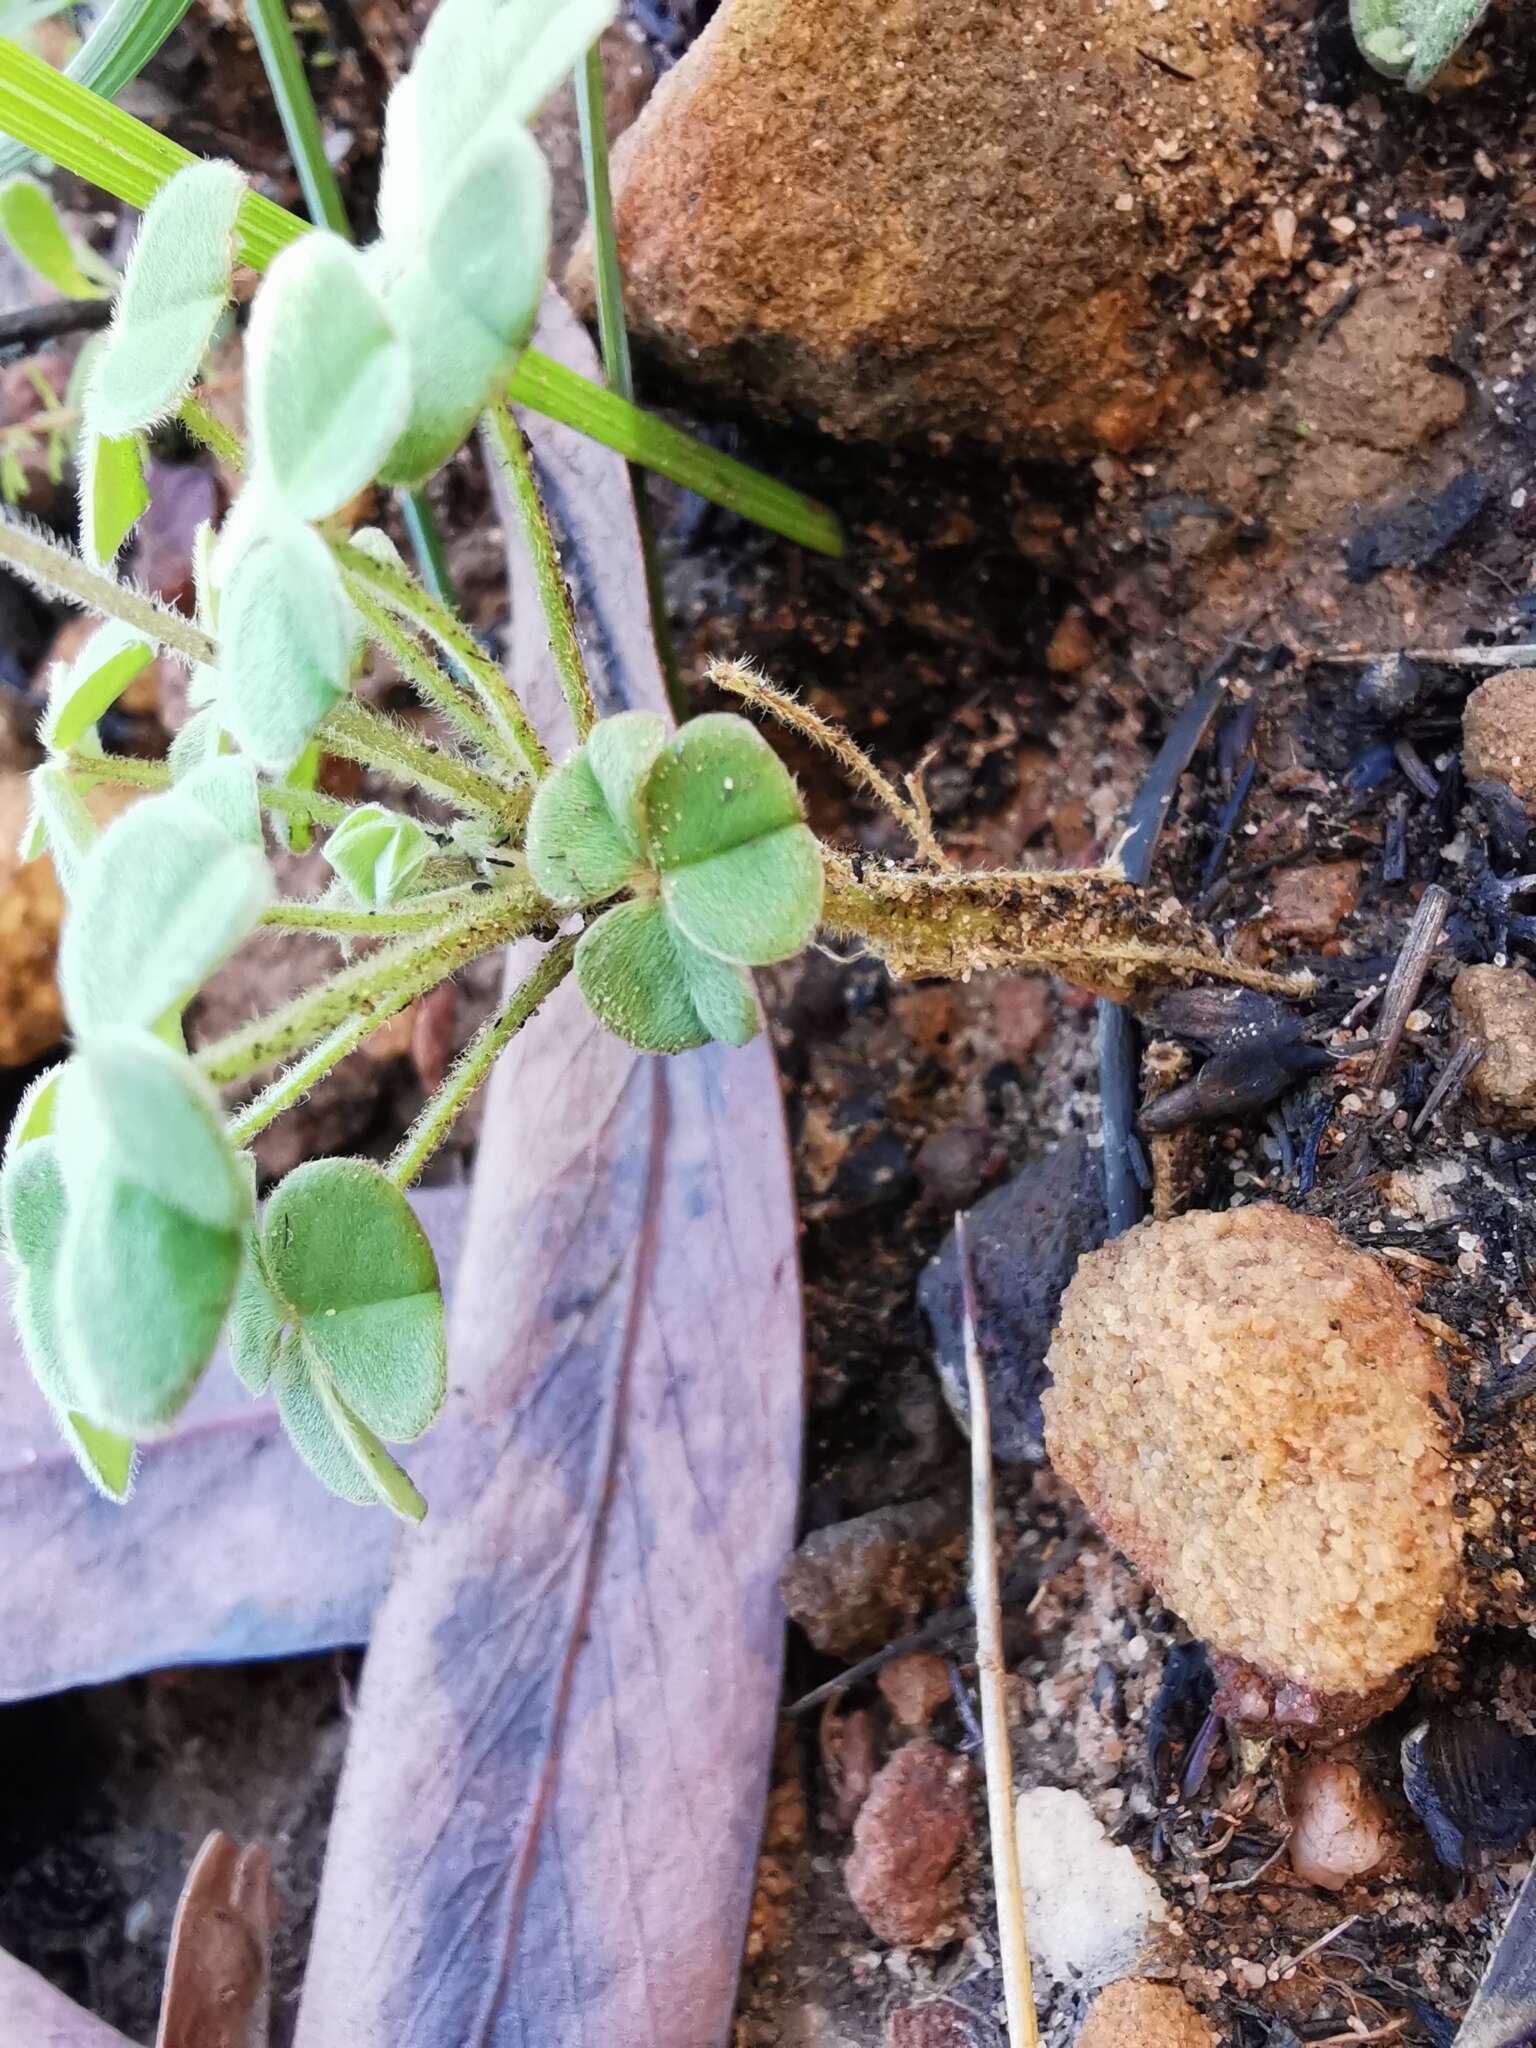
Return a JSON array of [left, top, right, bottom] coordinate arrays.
[[387, 933, 577, 1188], [258, 883, 510, 939], [484, 402, 597, 741], [347, 586, 513, 771], [0, 511, 215, 664], [62, 745, 359, 831], [320, 698, 523, 826], [178, 395, 243, 474], [820, 851, 1305, 1002], [332, 539, 551, 779]]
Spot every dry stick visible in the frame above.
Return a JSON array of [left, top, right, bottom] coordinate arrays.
[[1411, 1039, 1483, 1136], [709, 656, 951, 867], [1366, 883, 1450, 1091], [1314, 642, 1536, 669], [955, 1213, 1039, 2048]]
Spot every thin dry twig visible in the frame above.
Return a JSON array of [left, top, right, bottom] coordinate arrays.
[[1366, 883, 1450, 1091], [956, 1213, 1039, 2048], [1411, 1039, 1484, 1136], [708, 656, 952, 866]]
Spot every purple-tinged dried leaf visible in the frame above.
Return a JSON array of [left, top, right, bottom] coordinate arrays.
[[1457, 1860, 1536, 2048], [0, 1187, 466, 1702], [293, 296, 804, 2048], [1402, 1713, 1536, 1870], [0, 1947, 132, 2046]]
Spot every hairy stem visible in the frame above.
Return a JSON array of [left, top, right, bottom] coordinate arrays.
[[821, 850, 1307, 1002], [333, 539, 551, 780], [709, 658, 949, 866], [387, 933, 576, 1189], [227, 1005, 391, 1145], [320, 697, 524, 825], [62, 744, 362, 830], [258, 883, 509, 938], [0, 511, 215, 664], [484, 402, 596, 741], [347, 586, 513, 771], [178, 394, 243, 474], [196, 888, 546, 1083]]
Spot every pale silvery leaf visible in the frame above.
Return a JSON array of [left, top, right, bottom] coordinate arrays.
[[85, 158, 244, 437], [23, 762, 100, 893], [370, 257, 510, 488], [58, 784, 272, 1034], [175, 754, 264, 847], [41, 616, 155, 753], [0, 175, 112, 298], [78, 424, 149, 567], [425, 117, 550, 352], [323, 802, 433, 906], [167, 703, 225, 778], [246, 232, 413, 521], [217, 504, 353, 770]]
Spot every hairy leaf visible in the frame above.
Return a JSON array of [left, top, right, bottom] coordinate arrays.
[[175, 754, 264, 847], [0, 174, 111, 297], [1351, 0, 1491, 82], [260, 1157, 445, 1442], [275, 1339, 427, 1520], [370, 256, 509, 488], [85, 158, 243, 436], [323, 801, 432, 906], [575, 895, 757, 1053], [217, 508, 352, 769], [58, 786, 271, 1034], [79, 424, 150, 567], [228, 1252, 283, 1395], [41, 616, 155, 752], [525, 728, 654, 905], [246, 232, 413, 520], [425, 116, 550, 350], [661, 822, 824, 965], [19, 762, 98, 892]]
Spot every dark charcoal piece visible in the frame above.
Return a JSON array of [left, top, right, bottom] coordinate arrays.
[[1346, 469, 1490, 584], [1141, 986, 1300, 1055], [1401, 1712, 1536, 1869], [1457, 1861, 1536, 2048], [1139, 1041, 1331, 1134], [918, 1134, 1106, 1465], [1357, 653, 1428, 720]]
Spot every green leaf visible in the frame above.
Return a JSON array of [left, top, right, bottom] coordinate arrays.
[[640, 713, 823, 963], [58, 786, 271, 1034], [78, 425, 150, 567], [525, 726, 656, 907], [216, 506, 352, 770], [41, 616, 155, 752], [175, 755, 264, 847], [0, 0, 198, 186], [323, 802, 432, 906], [229, 1250, 284, 1394], [245, 231, 412, 520], [575, 897, 709, 1054], [369, 255, 509, 489], [259, 1157, 445, 1441], [274, 1339, 427, 1519], [52, 1030, 248, 1430], [22, 761, 101, 892], [0, 174, 111, 297], [1350, 0, 1490, 82], [65, 1413, 136, 1499], [2, 1066, 58, 1164], [166, 702, 225, 778], [675, 924, 757, 1046], [85, 158, 244, 437], [424, 117, 550, 351]]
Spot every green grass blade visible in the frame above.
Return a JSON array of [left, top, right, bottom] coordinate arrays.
[[243, 0, 349, 236], [0, 0, 196, 181], [0, 36, 844, 556]]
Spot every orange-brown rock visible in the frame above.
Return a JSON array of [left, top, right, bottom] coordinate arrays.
[[1451, 965, 1536, 1131], [1463, 670, 1536, 815], [576, 0, 1273, 454], [845, 1741, 973, 1947], [1077, 1981, 1217, 2048], [1044, 1205, 1460, 1711]]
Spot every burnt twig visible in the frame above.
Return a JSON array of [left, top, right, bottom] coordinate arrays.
[[1366, 884, 1450, 1091], [1411, 1040, 1483, 1137], [0, 296, 111, 360]]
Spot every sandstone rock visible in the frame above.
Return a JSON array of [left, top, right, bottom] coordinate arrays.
[[845, 1740, 974, 1947], [919, 1135, 1106, 1465], [1043, 1205, 1461, 1710], [1285, 1753, 1395, 1892], [779, 1498, 963, 1660], [887, 2002, 995, 2048], [1463, 670, 1536, 816], [1266, 860, 1361, 944], [575, 0, 1272, 455], [1452, 965, 1536, 1130], [1077, 1981, 1216, 2048], [1014, 1786, 1166, 1987], [878, 1652, 952, 1733]]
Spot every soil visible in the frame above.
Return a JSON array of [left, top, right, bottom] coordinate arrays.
[[4, 2, 1536, 2045]]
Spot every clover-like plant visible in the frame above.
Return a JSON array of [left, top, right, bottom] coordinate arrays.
[[0, 0, 1296, 1524], [1350, 0, 1492, 86]]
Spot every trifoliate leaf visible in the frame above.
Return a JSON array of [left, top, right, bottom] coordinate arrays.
[[424, 117, 549, 351], [41, 617, 155, 753], [58, 785, 271, 1035], [575, 897, 711, 1054], [323, 802, 432, 907], [524, 709, 667, 905], [259, 1157, 445, 1441], [675, 925, 758, 1046], [79, 425, 149, 567], [274, 1339, 427, 1519], [640, 713, 823, 964], [85, 159, 244, 437], [217, 508, 353, 771], [1350, 0, 1489, 82], [0, 176, 112, 298], [229, 1251, 284, 1395], [0, 1131, 135, 1499], [245, 232, 413, 522], [52, 1031, 248, 1431]]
